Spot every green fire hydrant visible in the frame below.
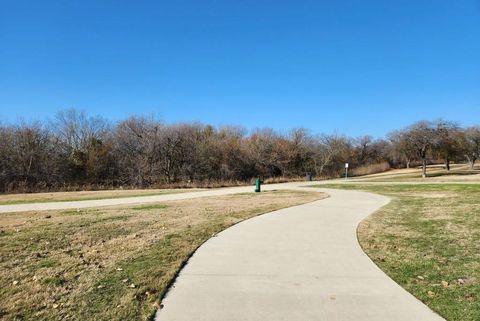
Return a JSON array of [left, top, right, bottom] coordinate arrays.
[[255, 178, 262, 193]]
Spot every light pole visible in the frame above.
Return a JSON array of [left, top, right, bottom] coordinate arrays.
[[345, 163, 349, 181]]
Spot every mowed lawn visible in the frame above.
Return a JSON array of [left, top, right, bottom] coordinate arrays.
[[0, 190, 325, 321], [318, 183, 480, 321]]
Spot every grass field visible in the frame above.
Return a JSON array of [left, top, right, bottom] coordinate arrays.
[[317, 182, 480, 321], [350, 164, 480, 183], [0, 190, 325, 321], [0, 189, 200, 205]]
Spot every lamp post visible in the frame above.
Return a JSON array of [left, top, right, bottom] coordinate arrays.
[[345, 163, 349, 181]]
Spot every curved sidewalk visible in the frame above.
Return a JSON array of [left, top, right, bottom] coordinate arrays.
[[156, 188, 445, 321]]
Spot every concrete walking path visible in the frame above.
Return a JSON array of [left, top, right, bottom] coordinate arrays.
[[155, 188, 445, 321], [0, 183, 307, 213]]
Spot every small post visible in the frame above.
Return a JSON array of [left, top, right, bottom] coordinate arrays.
[[345, 163, 349, 181], [255, 178, 261, 193]]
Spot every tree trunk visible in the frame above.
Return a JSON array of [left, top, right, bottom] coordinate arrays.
[[445, 158, 450, 171], [422, 158, 427, 178], [406, 159, 411, 169], [467, 156, 476, 170], [24, 154, 34, 185]]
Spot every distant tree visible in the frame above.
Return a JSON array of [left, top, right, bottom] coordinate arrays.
[[174, 123, 206, 182], [353, 136, 374, 165], [372, 139, 393, 165], [463, 127, 480, 169], [434, 120, 463, 171], [352, 136, 389, 166], [285, 128, 313, 176], [158, 125, 184, 184], [404, 121, 436, 178], [216, 125, 253, 180], [247, 128, 283, 178], [6, 122, 59, 191], [85, 136, 116, 184], [51, 109, 110, 182], [310, 134, 350, 177], [113, 116, 163, 186], [388, 130, 417, 168], [2, 108, 480, 193], [0, 124, 13, 191]]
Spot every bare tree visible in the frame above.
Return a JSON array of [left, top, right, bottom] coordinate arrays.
[[353, 136, 374, 165], [310, 134, 350, 177], [286, 128, 314, 176], [216, 125, 253, 180], [247, 128, 282, 178], [51, 109, 111, 182], [0, 125, 15, 191], [52, 109, 109, 152], [434, 120, 462, 171], [463, 127, 480, 169], [388, 130, 417, 168], [1, 108, 479, 193], [157, 125, 184, 184], [404, 121, 436, 178], [116, 116, 168, 186], [4, 122, 60, 191]]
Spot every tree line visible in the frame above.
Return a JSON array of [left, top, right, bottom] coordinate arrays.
[[0, 109, 479, 193]]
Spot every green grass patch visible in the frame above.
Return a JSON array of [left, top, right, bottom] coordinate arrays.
[[43, 277, 67, 287], [37, 258, 59, 269]]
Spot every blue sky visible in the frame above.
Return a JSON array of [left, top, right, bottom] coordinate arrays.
[[1, 0, 479, 137]]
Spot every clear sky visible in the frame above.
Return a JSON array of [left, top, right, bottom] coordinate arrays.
[[1, 0, 479, 137]]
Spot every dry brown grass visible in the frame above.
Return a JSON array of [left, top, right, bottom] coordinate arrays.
[[350, 162, 391, 177], [0, 178, 310, 205], [0, 189, 199, 205], [352, 163, 480, 183], [0, 190, 325, 321]]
